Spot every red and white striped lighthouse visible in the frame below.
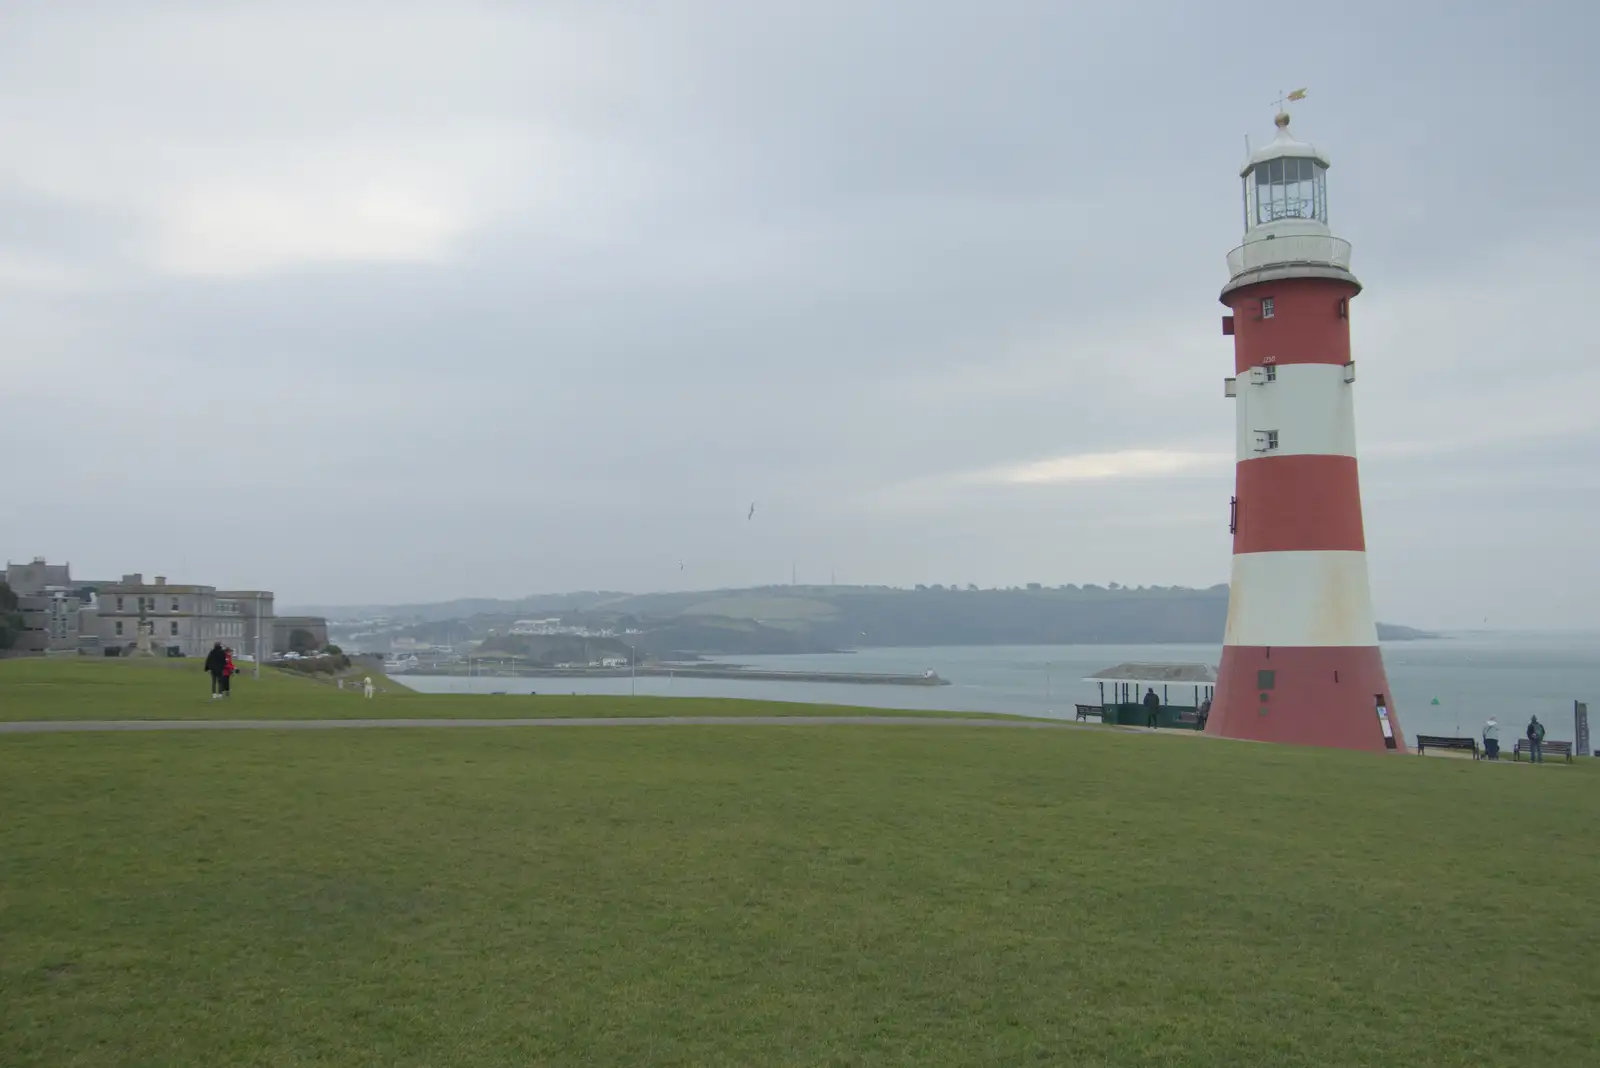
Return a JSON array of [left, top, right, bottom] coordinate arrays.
[[1207, 105, 1404, 753]]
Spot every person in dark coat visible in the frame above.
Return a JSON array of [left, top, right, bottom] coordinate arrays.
[[203, 641, 227, 699], [1143, 687, 1162, 729], [1198, 696, 1212, 731], [1526, 715, 1546, 763]]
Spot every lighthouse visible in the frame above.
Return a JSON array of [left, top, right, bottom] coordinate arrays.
[[1207, 102, 1404, 754]]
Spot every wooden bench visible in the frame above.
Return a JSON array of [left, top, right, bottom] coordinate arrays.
[[1074, 703, 1103, 722], [1513, 739, 1573, 763], [1415, 734, 1480, 759]]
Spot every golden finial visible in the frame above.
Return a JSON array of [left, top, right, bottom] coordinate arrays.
[[1271, 87, 1307, 128]]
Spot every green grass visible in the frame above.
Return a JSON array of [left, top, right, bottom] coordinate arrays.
[[682, 594, 841, 626], [0, 657, 1012, 722], [2, 723, 1596, 1066]]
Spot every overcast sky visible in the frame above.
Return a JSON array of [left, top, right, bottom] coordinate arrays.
[[1, 1, 1594, 629]]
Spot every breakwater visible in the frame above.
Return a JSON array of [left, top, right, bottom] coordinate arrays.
[[410, 664, 950, 687]]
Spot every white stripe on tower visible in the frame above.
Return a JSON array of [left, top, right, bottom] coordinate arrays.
[[1232, 363, 1357, 459], [1224, 550, 1377, 647]]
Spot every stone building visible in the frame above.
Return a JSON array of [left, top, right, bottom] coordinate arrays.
[[94, 577, 298, 658], [217, 590, 276, 657], [3, 558, 99, 653], [10, 596, 51, 654], [273, 615, 330, 653], [7, 560, 323, 659], [5, 558, 74, 595], [96, 575, 220, 657]]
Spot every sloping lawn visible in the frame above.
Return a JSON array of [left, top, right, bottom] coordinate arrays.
[[2, 723, 1595, 1066], [0, 658, 1008, 722]]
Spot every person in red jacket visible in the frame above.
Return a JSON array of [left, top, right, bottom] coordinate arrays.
[[221, 647, 236, 698]]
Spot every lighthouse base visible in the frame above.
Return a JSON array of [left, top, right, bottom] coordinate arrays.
[[1208, 645, 1404, 753]]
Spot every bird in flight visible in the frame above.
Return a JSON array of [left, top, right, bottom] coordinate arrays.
[[748, 502, 756, 521]]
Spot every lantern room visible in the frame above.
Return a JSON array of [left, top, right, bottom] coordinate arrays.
[[1241, 113, 1332, 234]]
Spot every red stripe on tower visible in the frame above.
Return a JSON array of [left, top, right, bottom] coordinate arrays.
[[1233, 456, 1366, 554], [1208, 107, 1404, 754]]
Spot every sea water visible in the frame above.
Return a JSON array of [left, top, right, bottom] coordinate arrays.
[[397, 631, 1598, 744]]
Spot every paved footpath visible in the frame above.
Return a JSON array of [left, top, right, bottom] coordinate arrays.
[[0, 715, 1132, 735]]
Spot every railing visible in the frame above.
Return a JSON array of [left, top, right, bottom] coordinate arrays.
[[1226, 234, 1352, 278]]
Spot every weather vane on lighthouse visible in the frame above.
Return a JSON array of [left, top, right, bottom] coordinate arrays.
[[1272, 87, 1308, 122]]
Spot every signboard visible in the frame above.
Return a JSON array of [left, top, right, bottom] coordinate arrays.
[[1376, 695, 1396, 750], [1577, 701, 1591, 758]]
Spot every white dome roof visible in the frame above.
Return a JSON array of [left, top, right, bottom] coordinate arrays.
[[1241, 114, 1331, 176]]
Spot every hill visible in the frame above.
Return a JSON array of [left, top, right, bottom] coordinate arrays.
[[311, 584, 1437, 658]]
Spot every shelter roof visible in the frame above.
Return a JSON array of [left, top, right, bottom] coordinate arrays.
[[1083, 662, 1218, 686]]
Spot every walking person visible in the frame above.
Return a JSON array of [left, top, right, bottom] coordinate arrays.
[[1198, 695, 1212, 731], [1482, 716, 1500, 760], [221, 647, 235, 698], [1143, 687, 1162, 729], [1526, 715, 1546, 763], [204, 641, 227, 699]]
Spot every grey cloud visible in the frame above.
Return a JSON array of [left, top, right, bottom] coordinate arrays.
[[0, 1, 1593, 628]]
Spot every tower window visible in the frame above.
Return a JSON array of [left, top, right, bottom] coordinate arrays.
[[1263, 364, 1276, 382], [1260, 297, 1275, 319], [1252, 430, 1280, 453]]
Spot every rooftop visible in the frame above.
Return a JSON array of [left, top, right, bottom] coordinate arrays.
[[1083, 662, 1219, 685], [1241, 111, 1330, 176]]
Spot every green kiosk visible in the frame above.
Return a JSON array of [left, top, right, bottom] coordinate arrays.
[[1080, 662, 1218, 730]]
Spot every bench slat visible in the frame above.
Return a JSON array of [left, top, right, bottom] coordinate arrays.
[[1513, 739, 1573, 763]]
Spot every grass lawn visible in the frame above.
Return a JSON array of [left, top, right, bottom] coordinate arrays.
[[2, 723, 1596, 1066], [0, 657, 1012, 722], [682, 594, 841, 627]]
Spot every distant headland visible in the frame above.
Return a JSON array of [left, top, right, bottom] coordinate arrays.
[[295, 584, 1440, 660]]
